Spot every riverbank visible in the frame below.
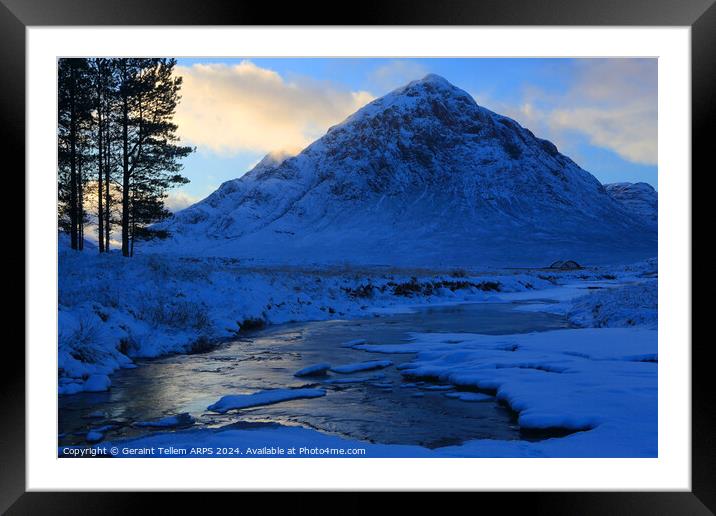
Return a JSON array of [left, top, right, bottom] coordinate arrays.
[[67, 325, 657, 458], [58, 249, 657, 457], [61, 321, 657, 458], [58, 243, 656, 395]]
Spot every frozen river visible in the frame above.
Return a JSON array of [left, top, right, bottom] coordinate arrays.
[[59, 302, 572, 448]]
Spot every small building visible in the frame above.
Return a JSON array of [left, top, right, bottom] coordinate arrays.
[[549, 260, 582, 270]]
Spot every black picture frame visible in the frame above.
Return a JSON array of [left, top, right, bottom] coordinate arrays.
[[4, 0, 708, 512]]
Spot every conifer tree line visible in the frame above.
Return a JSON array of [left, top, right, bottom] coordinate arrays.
[[58, 58, 193, 256]]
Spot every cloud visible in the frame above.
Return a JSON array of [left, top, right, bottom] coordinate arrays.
[[164, 191, 200, 212], [547, 102, 656, 165], [547, 59, 657, 165], [368, 60, 429, 93], [174, 61, 374, 155], [474, 59, 657, 165]]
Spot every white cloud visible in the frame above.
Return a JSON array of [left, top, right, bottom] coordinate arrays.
[[547, 102, 656, 165], [174, 61, 374, 156], [164, 191, 200, 212], [368, 60, 429, 93], [472, 59, 657, 166]]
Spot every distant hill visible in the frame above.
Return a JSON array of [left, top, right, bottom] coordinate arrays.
[[604, 182, 658, 228]]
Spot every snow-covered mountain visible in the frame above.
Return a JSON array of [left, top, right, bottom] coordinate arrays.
[[604, 182, 658, 228], [154, 74, 657, 267]]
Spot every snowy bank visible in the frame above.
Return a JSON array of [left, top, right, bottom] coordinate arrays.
[[67, 324, 657, 458], [567, 280, 657, 328], [60, 278, 657, 457], [58, 246, 571, 395], [510, 258, 657, 330], [58, 243, 656, 397], [354, 327, 657, 456]]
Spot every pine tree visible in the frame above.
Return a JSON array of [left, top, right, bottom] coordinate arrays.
[[59, 58, 192, 254], [117, 58, 193, 257], [58, 58, 93, 250]]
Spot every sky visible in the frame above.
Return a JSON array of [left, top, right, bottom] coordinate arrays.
[[167, 58, 657, 211]]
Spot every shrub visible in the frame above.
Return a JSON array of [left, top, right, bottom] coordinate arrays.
[[342, 284, 375, 299], [239, 317, 266, 332], [139, 295, 212, 331], [476, 281, 501, 292], [118, 337, 136, 356], [393, 278, 423, 297], [187, 336, 218, 354], [60, 316, 100, 355]]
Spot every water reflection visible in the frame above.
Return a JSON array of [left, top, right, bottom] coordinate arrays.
[[59, 302, 570, 448]]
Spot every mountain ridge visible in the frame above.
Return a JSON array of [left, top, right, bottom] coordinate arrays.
[[604, 182, 658, 228], [153, 74, 656, 267]]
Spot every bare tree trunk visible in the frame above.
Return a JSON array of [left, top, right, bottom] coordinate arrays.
[[130, 95, 143, 259], [69, 64, 78, 250], [97, 64, 105, 253], [130, 194, 136, 258], [121, 65, 130, 257], [78, 149, 84, 251], [104, 122, 111, 251]]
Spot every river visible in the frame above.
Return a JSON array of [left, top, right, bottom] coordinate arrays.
[[59, 301, 571, 449]]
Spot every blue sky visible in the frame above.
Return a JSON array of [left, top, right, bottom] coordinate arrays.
[[168, 58, 657, 211]]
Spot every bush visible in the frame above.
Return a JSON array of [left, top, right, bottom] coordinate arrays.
[[60, 315, 101, 359], [391, 277, 500, 297], [393, 278, 423, 297], [187, 336, 218, 354], [239, 317, 266, 332], [342, 283, 375, 299], [139, 295, 212, 331], [476, 281, 501, 292], [118, 337, 136, 355]]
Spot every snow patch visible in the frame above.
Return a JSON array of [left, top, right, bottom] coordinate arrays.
[[294, 363, 331, 377], [444, 392, 494, 402], [330, 360, 393, 374], [207, 389, 327, 414], [134, 413, 196, 428], [385, 327, 657, 456]]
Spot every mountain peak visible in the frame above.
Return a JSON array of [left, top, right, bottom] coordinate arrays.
[[332, 72, 479, 135], [253, 149, 295, 171], [157, 74, 656, 266], [414, 73, 452, 87], [395, 73, 473, 101]]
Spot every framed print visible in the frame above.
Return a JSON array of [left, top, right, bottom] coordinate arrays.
[[5, 0, 710, 512]]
